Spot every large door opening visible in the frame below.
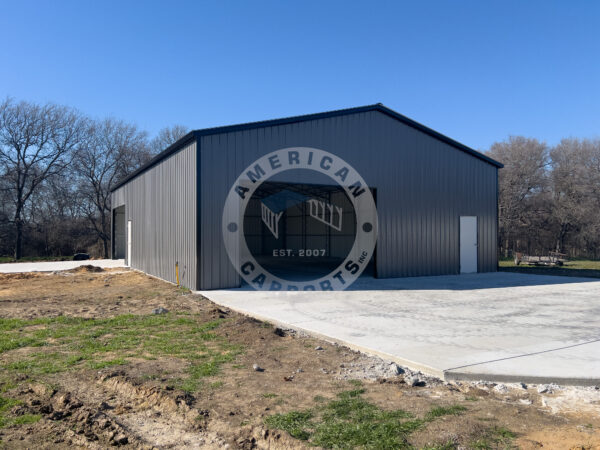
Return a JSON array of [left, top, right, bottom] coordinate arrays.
[[112, 206, 126, 259], [460, 216, 478, 273], [243, 181, 375, 282]]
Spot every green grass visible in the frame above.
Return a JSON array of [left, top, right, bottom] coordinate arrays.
[[0, 314, 242, 393], [0, 395, 41, 429], [425, 405, 467, 420], [499, 259, 600, 278], [265, 410, 314, 440], [11, 414, 41, 426], [0, 395, 21, 428], [264, 389, 468, 449], [470, 426, 516, 449]]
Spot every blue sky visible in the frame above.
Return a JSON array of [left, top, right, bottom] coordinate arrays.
[[1, 0, 598, 150]]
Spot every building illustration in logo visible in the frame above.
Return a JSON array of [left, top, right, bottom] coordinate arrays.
[[307, 198, 343, 232], [260, 189, 343, 239]]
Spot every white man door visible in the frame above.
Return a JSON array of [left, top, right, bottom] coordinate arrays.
[[460, 216, 478, 273]]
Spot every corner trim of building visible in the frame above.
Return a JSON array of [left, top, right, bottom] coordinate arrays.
[[195, 137, 202, 291]]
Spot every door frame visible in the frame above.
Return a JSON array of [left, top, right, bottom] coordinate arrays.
[[127, 220, 132, 267]]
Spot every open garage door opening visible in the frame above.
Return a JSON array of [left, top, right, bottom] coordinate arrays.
[[112, 205, 126, 260], [243, 175, 375, 282]]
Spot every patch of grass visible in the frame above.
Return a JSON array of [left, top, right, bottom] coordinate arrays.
[[348, 379, 363, 387], [262, 393, 278, 398], [0, 395, 22, 428], [265, 389, 461, 448], [470, 426, 516, 449], [0, 379, 17, 394], [426, 405, 467, 420], [464, 396, 479, 402], [0, 392, 41, 428], [12, 414, 41, 426], [210, 381, 224, 389], [264, 411, 313, 440], [494, 427, 515, 439], [0, 314, 242, 393], [88, 357, 126, 370]]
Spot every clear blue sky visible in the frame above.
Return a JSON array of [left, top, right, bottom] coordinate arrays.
[[1, 0, 598, 151]]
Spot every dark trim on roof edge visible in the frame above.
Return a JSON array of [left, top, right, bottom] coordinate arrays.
[[111, 132, 197, 191], [374, 105, 503, 168], [111, 104, 502, 191]]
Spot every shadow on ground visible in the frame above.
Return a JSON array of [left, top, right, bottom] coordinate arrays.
[[236, 271, 599, 291]]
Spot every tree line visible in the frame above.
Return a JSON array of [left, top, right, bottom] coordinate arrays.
[[488, 136, 600, 259], [1, 97, 599, 261], [0, 98, 187, 259]]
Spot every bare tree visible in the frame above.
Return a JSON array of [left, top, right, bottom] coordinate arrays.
[[0, 98, 87, 259], [149, 125, 189, 155], [550, 138, 600, 255], [487, 136, 549, 257], [74, 118, 149, 258]]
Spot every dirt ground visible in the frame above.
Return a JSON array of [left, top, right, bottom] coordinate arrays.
[[0, 268, 599, 449]]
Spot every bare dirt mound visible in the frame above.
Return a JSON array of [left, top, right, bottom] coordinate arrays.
[[65, 265, 105, 273]]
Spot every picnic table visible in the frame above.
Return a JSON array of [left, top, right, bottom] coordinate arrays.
[[514, 251, 568, 266]]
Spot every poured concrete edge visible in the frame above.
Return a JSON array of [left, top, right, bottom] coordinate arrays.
[[196, 291, 445, 379], [444, 371, 600, 387]]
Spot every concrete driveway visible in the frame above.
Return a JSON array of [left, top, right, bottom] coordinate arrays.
[[0, 259, 126, 273], [199, 272, 600, 386]]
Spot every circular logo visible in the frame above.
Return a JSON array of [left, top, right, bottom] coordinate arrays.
[[222, 147, 377, 291]]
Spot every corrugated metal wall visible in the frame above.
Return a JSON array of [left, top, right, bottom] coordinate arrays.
[[199, 110, 497, 289], [111, 141, 198, 289]]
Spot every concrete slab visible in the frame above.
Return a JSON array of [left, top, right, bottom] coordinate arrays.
[[0, 259, 126, 273], [198, 272, 600, 385]]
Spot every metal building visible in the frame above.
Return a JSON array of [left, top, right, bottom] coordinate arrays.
[[111, 104, 502, 290]]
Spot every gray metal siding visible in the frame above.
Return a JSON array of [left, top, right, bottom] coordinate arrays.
[[199, 111, 497, 289], [112, 187, 125, 207], [111, 141, 197, 289]]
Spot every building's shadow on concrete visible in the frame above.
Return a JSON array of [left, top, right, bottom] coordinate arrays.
[[233, 270, 599, 292]]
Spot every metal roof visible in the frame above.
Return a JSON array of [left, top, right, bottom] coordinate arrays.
[[111, 104, 502, 191]]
